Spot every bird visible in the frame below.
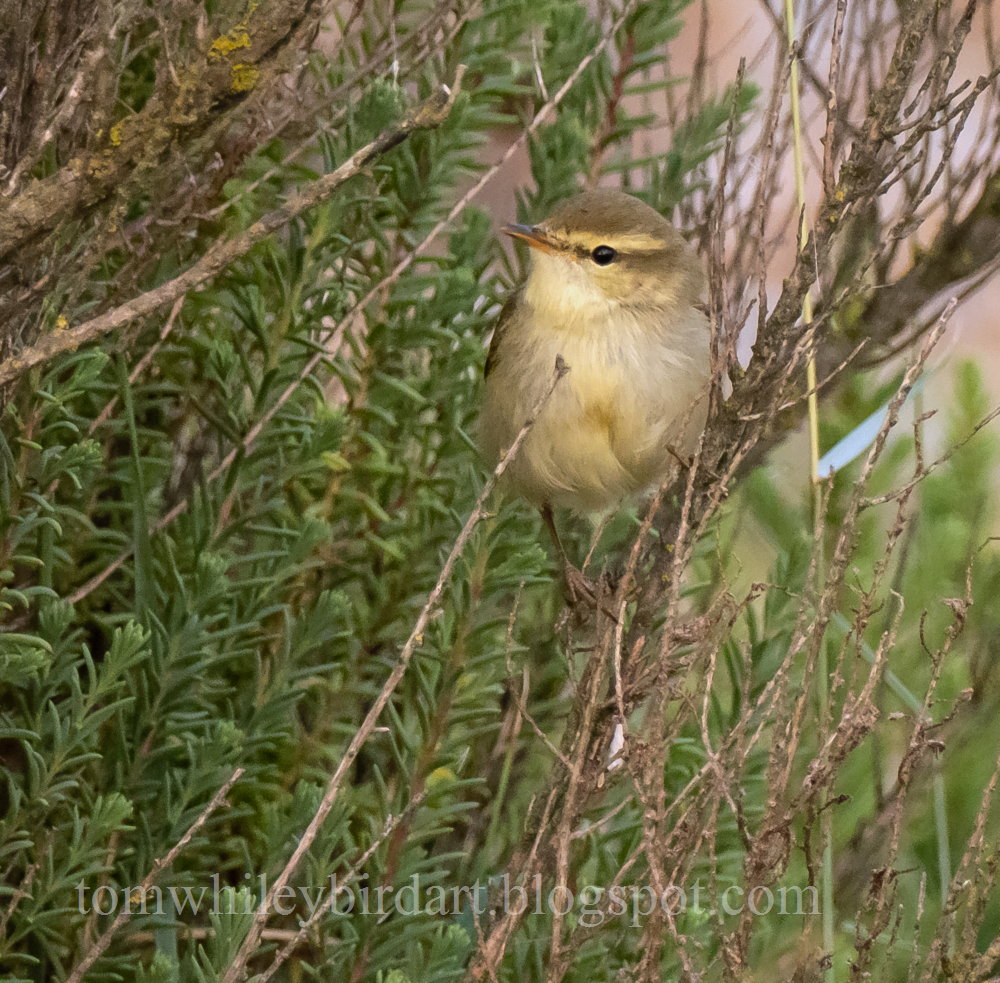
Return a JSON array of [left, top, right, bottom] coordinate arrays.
[[479, 189, 711, 601]]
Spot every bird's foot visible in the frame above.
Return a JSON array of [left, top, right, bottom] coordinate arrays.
[[666, 444, 725, 486], [562, 563, 619, 620], [562, 563, 599, 605]]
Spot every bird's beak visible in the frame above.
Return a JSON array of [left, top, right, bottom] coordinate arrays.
[[502, 223, 559, 254]]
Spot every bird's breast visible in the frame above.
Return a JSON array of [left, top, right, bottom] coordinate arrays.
[[480, 296, 709, 512]]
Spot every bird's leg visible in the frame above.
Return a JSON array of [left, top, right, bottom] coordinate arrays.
[[665, 443, 693, 471], [540, 503, 601, 606]]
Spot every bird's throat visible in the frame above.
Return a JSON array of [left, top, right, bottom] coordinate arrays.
[[522, 254, 616, 333]]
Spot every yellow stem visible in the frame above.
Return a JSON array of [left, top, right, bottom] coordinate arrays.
[[784, 1, 833, 979]]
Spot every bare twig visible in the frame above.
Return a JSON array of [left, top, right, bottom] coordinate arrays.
[[257, 789, 430, 982], [0, 66, 467, 389], [220, 358, 568, 983], [65, 767, 244, 983], [64, 0, 645, 603]]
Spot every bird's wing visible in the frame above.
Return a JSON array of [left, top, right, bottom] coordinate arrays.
[[484, 291, 521, 380]]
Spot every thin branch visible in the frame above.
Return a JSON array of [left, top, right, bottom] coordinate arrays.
[[257, 789, 430, 982], [0, 0, 321, 258], [65, 0, 645, 603], [65, 767, 244, 983], [0, 66, 467, 389], [220, 358, 569, 983]]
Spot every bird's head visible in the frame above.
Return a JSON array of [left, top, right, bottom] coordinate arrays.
[[504, 189, 703, 314]]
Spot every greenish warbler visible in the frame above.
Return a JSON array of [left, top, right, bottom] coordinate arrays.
[[479, 189, 710, 592]]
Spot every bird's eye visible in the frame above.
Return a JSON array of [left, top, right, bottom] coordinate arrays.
[[591, 245, 617, 266]]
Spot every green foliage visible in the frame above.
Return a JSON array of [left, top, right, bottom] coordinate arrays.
[[726, 360, 1000, 976], [650, 79, 760, 209], [2, 0, 997, 981]]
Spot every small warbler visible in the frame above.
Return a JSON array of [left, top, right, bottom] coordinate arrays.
[[479, 189, 710, 595]]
